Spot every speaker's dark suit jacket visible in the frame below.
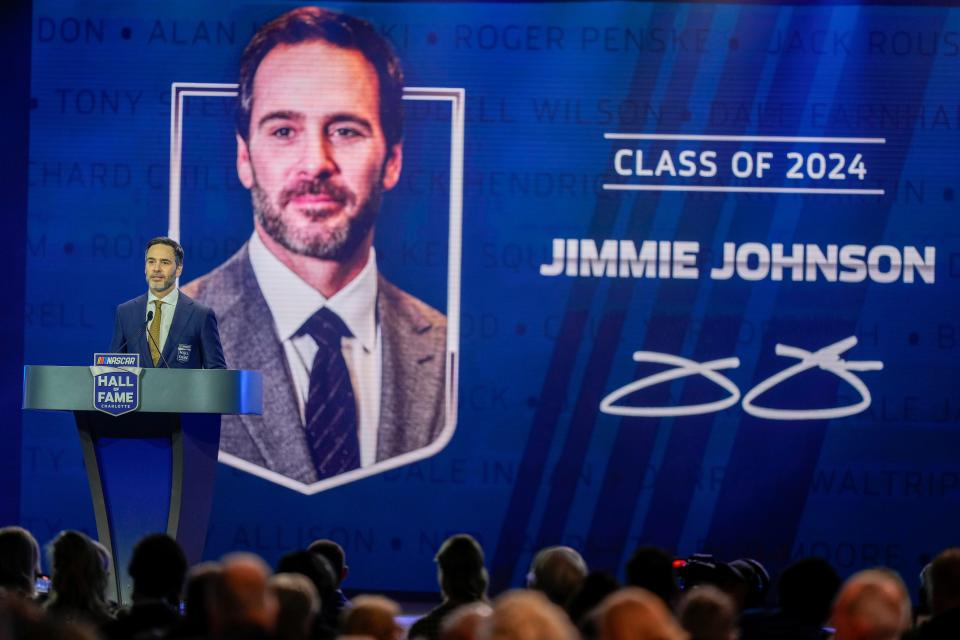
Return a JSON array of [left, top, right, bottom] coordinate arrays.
[[109, 291, 226, 369], [182, 244, 447, 485]]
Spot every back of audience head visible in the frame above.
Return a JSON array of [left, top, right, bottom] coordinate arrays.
[[276, 549, 336, 597], [46, 530, 110, 620], [480, 590, 578, 640], [180, 561, 221, 635], [1, 596, 99, 640], [437, 534, 488, 603], [726, 558, 769, 610], [595, 587, 688, 640], [269, 572, 319, 640], [565, 571, 620, 631], [308, 538, 348, 586], [526, 546, 587, 607], [276, 548, 339, 631], [210, 552, 277, 634], [128, 533, 187, 605], [441, 601, 493, 640], [831, 568, 911, 640], [0, 527, 40, 598], [778, 556, 841, 624], [341, 594, 402, 640], [928, 547, 960, 616], [677, 585, 737, 640], [625, 546, 679, 607]]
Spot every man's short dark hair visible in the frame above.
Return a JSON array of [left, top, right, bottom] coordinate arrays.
[[182, 562, 222, 635], [929, 548, 960, 614], [777, 556, 840, 623], [0, 526, 39, 595], [128, 534, 188, 602], [308, 539, 345, 581], [276, 549, 336, 598], [145, 237, 184, 266], [624, 546, 678, 606], [236, 7, 404, 148], [436, 534, 487, 602]]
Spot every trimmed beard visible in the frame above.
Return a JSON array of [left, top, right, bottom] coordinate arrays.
[[252, 179, 382, 262], [149, 273, 178, 294]]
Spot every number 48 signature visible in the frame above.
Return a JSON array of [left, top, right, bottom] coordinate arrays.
[[600, 336, 883, 421]]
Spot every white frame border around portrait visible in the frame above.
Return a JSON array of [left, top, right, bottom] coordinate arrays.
[[168, 82, 463, 495]]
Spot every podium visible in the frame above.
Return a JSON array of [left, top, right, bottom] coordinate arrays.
[[22, 365, 262, 605]]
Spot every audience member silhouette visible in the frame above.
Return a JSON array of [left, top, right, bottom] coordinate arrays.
[[341, 594, 402, 640], [44, 530, 113, 628], [908, 548, 960, 640], [597, 587, 689, 640], [439, 601, 492, 640], [104, 533, 187, 640], [167, 561, 221, 639], [12, 525, 960, 640], [275, 549, 338, 636], [209, 552, 277, 638], [410, 534, 489, 640], [0, 527, 41, 599], [740, 556, 840, 640], [677, 585, 737, 640], [565, 571, 620, 638], [307, 539, 350, 615], [269, 572, 320, 640], [831, 568, 911, 640], [480, 590, 578, 640], [727, 558, 770, 611], [594, 587, 688, 640], [624, 546, 680, 608], [0, 595, 99, 640], [526, 546, 588, 609]]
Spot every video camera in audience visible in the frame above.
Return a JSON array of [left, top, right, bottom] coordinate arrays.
[[674, 553, 770, 610]]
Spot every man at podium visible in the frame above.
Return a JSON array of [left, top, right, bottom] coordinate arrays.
[[110, 237, 226, 370]]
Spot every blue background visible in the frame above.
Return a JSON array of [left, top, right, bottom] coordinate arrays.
[[13, 0, 960, 596]]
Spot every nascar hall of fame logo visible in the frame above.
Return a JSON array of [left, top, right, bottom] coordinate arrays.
[[90, 353, 142, 416]]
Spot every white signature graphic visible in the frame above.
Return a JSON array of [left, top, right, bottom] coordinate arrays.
[[600, 336, 883, 420]]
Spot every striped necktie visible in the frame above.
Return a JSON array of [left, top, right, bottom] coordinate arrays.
[[298, 307, 360, 479], [148, 299, 163, 366]]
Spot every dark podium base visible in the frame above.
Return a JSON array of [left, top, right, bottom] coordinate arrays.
[[75, 410, 220, 602]]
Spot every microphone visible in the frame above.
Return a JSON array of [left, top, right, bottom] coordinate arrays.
[[114, 310, 153, 354], [144, 316, 172, 369]]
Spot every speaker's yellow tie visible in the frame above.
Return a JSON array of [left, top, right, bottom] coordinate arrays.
[[149, 299, 163, 365]]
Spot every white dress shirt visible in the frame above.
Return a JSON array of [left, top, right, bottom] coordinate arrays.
[[248, 231, 382, 467], [146, 287, 179, 357]]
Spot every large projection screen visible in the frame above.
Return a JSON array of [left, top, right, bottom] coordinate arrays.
[[22, 1, 960, 593]]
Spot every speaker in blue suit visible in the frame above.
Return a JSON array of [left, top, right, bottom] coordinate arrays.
[[109, 237, 226, 369]]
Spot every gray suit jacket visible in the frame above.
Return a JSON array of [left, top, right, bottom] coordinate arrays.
[[182, 243, 447, 484]]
